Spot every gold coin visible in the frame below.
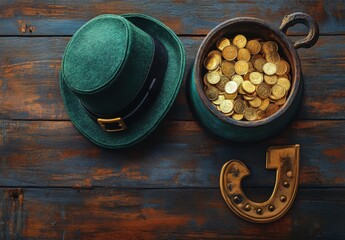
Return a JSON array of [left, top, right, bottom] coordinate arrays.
[[246, 90, 257, 97], [234, 99, 246, 114], [269, 94, 280, 101], [249, 97, 262, 108], [225, 81, 238, 94], [204, 55, 220, 71], [275, 96, 287, 106], [247, 61, 255, 72], [222, 45, 238, 60], [281, 60, 290, 74], [249, 72, 263, 85], [262, 41, 278, 53], [264, 74, 278, 85], [208, 50, 222, 65], [246, 89, 257, 96], [281, 73, 290, 79], [214, 66, 223, 76], [246, 40, 261, 54], [206, 71, 221, 84], [266, 103, 280, 116], [208, 50, 222, 59], [221, 61, 235, 77], [272, 84, 286, 99], [263, 62, 277, 75], [233, 34, 247, 48], [237, 48, 251, 61], [259, 98, 270, 111], [243, 72, 250, 80], [243, 94, 256, 101], [277, 77, 291, 91], [251, 54, 263, 64], [238, 84, 246, 95], [205, 86, 219, 100], [244, 107, 257, 121], [219, 99, 234, 113], [254, 58, 267, 72], [266, 51, 281, 63], [224, 109, 235, 116], [212, 94, 225, 105], [275, 61, 287, 75], [203, 74, 209, 86], [231, 74, 244, 86], [256, 83, 271, 98], [242, 80, 256, 94], [232, 113, 244, 120], [234, 60, 249, 75], [216, 37, 231, 51], [216, 76, 230, 92], [224, 91, 238, 100], [256, 110, 266, 120]]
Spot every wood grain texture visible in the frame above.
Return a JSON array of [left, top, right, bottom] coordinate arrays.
[[0, 0, 345, 35], [1, 187, 344, 239], [0, 1, 344, 239], [0, 36, 344, 121], [1, 120, 344, 188]]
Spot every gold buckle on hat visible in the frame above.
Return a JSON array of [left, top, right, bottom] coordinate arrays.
[[97, 117, 127, 132]]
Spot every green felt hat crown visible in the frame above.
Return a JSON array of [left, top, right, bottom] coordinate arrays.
[[62, 15, 155, 115], [60, 14, 186, 149]]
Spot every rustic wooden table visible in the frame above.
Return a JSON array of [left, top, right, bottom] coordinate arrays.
[[1, 1, 345, 239]]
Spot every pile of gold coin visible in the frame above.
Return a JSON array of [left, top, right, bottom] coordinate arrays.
[[203, 34, 291, 121]]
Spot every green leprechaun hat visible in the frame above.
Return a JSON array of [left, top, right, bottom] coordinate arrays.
[[60, 14, 185, 149]]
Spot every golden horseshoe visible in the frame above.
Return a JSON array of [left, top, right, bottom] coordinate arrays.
[[220, 144, 300, 223]]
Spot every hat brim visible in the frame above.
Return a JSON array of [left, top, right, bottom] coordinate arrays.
[[60, 14, 185, 149]]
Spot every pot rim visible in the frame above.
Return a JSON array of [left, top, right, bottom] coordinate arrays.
[[194, 17, 301, 128]]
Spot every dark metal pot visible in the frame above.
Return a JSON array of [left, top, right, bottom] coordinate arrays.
[[188, 12, 319, 142]]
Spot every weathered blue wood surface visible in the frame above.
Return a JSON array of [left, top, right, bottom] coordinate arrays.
[[1, 188, 345, 239], [0, 0, 345, 35], [0, 0, 344, 239], [1, 120, 344, 188]]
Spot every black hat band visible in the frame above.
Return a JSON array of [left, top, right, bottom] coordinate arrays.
[[80, 36, 168, 132]]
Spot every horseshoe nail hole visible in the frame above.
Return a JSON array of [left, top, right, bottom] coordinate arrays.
[[244, 204, 251, 211], [256, 208, 263, 215], [280, 195, 287, 202], [286, 171, 293, 178], [268, 205, 275, 212], [233, 195, 242, 204], [283, 181, 290, 188]]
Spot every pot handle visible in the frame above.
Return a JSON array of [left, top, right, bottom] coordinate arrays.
[[279, 12, 319, 49]]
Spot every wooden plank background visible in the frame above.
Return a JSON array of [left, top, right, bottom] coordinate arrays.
[[0, 0, 345, 239]]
